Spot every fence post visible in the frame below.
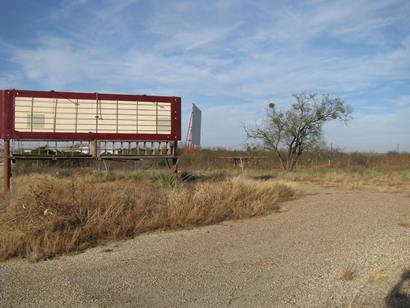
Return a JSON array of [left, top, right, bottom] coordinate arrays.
[[3, 138, 11, 192], [91, 140, 98, 158]]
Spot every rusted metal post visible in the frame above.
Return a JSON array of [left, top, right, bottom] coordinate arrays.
[[3, 138, 11, 192], [172, 142, 178, 175]]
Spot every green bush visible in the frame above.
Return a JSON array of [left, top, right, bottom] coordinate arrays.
[[157, 172, 176, 188]]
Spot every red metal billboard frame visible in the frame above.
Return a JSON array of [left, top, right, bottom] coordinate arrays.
[[0, 89, 181, 141]]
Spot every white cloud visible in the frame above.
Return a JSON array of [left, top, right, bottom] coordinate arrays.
[[10, 37, 108, 88], [2, 0, 410, 151], [8, 0, 410, 98], [156, 22, 241, 52]]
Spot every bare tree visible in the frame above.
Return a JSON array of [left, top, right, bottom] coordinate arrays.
[[245, 92, 352, 170]]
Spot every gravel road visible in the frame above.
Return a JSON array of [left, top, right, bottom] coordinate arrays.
[[0, 183, 409, 307]]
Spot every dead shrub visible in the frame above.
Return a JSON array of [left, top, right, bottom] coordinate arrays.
[[341, 266, 356, 281]]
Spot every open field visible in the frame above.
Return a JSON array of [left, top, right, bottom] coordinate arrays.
[[0, 151, 409, 306], [1, 158, 409, 261], [0, 181, 409, 307], [180, 149, 410, 172]]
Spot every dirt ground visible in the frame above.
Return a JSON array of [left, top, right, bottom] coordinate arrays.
[[0, 183, 409, 307]]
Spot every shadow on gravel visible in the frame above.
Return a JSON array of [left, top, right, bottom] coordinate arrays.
[[385, 269, 410, 308]]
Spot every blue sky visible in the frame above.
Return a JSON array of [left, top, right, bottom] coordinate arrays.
[[0, 0, 409, 152]]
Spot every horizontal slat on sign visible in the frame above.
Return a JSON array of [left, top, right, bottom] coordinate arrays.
[[76, 122, 96, 126], [54, 120, 77, 125], [98, 120, 117, 124], [77, 127, 97, 131], [98, 115, 117, 120], [15, 103, 32, 108]]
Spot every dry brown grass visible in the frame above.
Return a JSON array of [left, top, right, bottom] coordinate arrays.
[[273, 169, 410, 192], [179, 148, 410, 192], [0, 173, 295, 261], [200, 166, 410, 193], [180, 149, 410, 172], [399, 221, 410, 228], [368, 268, 389, 284]]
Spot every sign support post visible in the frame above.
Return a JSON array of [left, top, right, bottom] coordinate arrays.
[[91, 140, 98, 158], [3, 138, 10, 192]]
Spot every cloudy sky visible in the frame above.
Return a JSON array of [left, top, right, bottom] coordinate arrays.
[[0, 0, 409, 152]]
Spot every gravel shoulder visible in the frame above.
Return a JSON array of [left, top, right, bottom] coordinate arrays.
[[0, 183, 409, 307]]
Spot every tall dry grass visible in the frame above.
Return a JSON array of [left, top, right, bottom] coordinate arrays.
[[278, 168, 410, 192], [179, 148, 410, 172], [0, 173, 295, 261]]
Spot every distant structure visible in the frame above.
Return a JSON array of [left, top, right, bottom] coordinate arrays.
[[185, 103, 202, 151], [0, 89, 182, 191]]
